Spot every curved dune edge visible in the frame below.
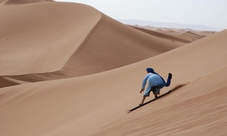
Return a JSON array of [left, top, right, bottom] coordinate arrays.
[[0, 29, 226, 136]]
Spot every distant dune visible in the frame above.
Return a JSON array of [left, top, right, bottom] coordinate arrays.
[[118, 19, 225, 31], [133, 25, 216, 39], [132, 26, 193, 43], [0, 1, 227, 136]]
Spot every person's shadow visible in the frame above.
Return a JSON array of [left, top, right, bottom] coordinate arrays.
[[128, 84, 185, 113]]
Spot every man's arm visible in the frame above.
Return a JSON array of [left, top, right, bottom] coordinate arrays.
[[141, 74, 149, 91], [140, 88, 144, 93]]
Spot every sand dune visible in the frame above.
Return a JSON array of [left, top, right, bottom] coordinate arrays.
[[0, 1, 227, 136], [177, 31, 206, 42], [134, 25, 216, 38], [1, 29, 226, 136], [0, 1, 183, 87]]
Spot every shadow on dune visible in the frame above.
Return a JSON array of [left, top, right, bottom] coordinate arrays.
[[0, 77, 20, 88], [128, 84, 186, 113], [170, 84, 186, 92]]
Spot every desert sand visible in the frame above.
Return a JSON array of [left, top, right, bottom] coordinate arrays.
[[0, 1, 227, 136]]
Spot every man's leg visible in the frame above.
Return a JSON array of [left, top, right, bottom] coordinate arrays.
[[152, 86, 159, 99], [153, 93, 158, 99]]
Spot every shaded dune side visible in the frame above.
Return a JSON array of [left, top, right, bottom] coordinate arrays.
[[0, 30, 227, 136], [0, 2, 102, 75], [0, 77, 19, 88]]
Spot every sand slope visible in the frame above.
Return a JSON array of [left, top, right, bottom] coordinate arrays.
[[1, 29, 227, 136], [91, 66, 227, 136], [0, 1, 227, 136]]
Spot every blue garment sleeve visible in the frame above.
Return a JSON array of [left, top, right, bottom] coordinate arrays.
[[141, 74, 149, 89]]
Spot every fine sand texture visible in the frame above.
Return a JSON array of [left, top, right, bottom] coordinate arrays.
[[0, 1, 226, 136]]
